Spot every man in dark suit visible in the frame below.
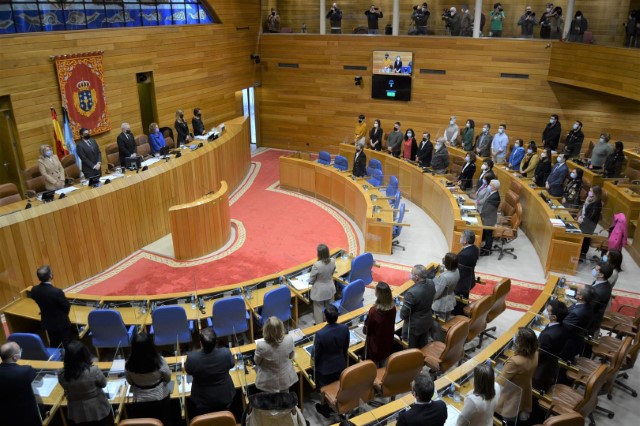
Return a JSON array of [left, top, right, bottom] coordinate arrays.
[[397, 373, 447, 426], [116, 122, 138, 168], [76, 127, 102, 178], [0, 341, 41, 426], [454, 230, 479, 315], [590, 262, 613, 336], [545, 153, 569, 197], [314, 305, 350, 418], [416, 132, 433, 167], [533, 299, 569, 391], [185, 328, 236, 417], [30, 265, 73, 347], [560, 285, 594, 362], [353, 140, 367, 177], [480, 179, 501, 256], [400, 264, 436, 349]]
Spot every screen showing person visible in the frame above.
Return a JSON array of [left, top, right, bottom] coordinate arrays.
[[372, 50, 413, 75]]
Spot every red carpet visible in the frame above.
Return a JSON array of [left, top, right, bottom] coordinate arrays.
[[70, 149, 358, 296]]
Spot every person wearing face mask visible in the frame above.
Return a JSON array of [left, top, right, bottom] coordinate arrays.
[[480, 179, 501, 256], [416, 132, 433, 167], [445, 115, 460, 146], [539, 3, 554, 39], [431, 252, 460, 323], [476, 158, 494, 189], [369, 119, 383, 151], [402, 128, 418, 160], [604, 249, 623, 289], [116, 122, 138, 168], [460, 5, 474, 37], [387, 122, 403, 157], [326, 3, 343, 34], [461, 119, 475, 152], [589, 262, 614, 337], [545, 153, 568, 196], [431, 137, 450, 174], [542, 114, 561, 151], [400, 264, 436, 348], [475, 172, 496, 212], [76, 127, 102, 178], [489, 3, 505, 37], [364, 5, 383, 35], [562, 121, 584, 159], [507, 139, 525, 171], [559, 285, 594, 362], [567, 11, 588, 43], [192, 107, 206, 136], [578, 185, 603, 258], [353, 140, 367, 177], [393, 55, 403, 73], [354, 114, 367, 146], [548, 6, 564, 39], [475, 123, 492, 158], [491, 124, 508, 164], [532, 300, 568, 392], [517, 6, 537, 38], [453, 230, 479, 315], [148, 122, 166, 155], [603, 140, 626, 178], [561, 168, 583, 209], [458, 152, 476, 190], [267, 8, 280, 33], [174, 109, 192, 146], [590, 132, 613, 169], [444, 7, 462, 36], [533, 148, 552, 187], [38, 144, 65, 190], [519, 141, 539, 178]]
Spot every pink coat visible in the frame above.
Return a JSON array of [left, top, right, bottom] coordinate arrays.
[[608, 213, 628, 251]]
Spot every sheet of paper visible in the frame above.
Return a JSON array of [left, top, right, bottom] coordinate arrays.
[[109, 359, 125, 376], [444, 402, 462, 426], [103, 378, 127, 401], [55, 186, 79, 195], [289, 273, 311, 291], [32, 374, 58, 397], [99, 173, 124, 182], [464, 217, 478, 224], [289, 328, 306, 343], [141, 158, 161, 167], [460, 205, 476, 210]]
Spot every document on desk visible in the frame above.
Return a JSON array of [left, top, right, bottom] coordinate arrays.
[[104, 379, 127, 401], [109, 359, 125, 376], [549, 218, 564, 227], [349, 329, 362, 346], [460, 205, 477, 211], [463, 217, 479, 224], [32, 374, 58, 397], [55, 186, 79, 195], [444, 403, 462, 426], [141, 158, 161, 167], [289, 273, 311, 291], [289, 328, 306, 343], [100, 173, 124, 182]]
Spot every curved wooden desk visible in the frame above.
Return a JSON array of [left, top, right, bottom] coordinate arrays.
[[0, 117, 251, 307], [169, 181, 231, 260]]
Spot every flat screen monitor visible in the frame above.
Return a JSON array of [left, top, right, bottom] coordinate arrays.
[[372, 50, 413, 75], [371, 74, 412, 101], [124, 156, 142, 170], [40, 190, 55, 202]]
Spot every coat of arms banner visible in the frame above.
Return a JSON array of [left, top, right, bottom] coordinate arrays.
[[54, 52, 110, 138]]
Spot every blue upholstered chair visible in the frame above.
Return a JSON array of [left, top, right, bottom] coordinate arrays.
[[334, 155, 349, 171], [7, 333, 62, 361], [88, 309, 135, 353], [333, 279, 365, 314], [367, 169, 383, 187], [392, 203, 407, 252], [206, 297, 250, 338], [150, 305, 194, 346], [318, 151, 331, 165], [366, 159, 382, 177], [255, 286, 292, 326], [385, 175, 399, 205], [338, 252, 375, 292]]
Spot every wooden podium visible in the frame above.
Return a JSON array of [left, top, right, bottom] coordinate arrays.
[[169, 181, 231, 260]]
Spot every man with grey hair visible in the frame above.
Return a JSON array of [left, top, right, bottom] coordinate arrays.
[[445, 115, 460, 146], [454, 230, 479, 315], [0, 341, 41, 425], [352, 140, 367, 177], [431, 137, 450, 174], [480, 179, 501, 256], [116, 122, 138, 168], [400, 264, 436, 348]]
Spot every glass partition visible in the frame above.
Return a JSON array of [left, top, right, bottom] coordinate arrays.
[[105, 343, 127, 420], [30, 347, 63, 425]]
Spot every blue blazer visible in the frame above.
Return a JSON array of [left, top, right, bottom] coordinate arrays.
[[509, 146, 525, 170], [149, 132, 166, 154], [313, 323, 350, 376], [546, 162, 568, 196]]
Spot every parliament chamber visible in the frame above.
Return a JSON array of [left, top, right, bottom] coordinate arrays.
[[2, 0, 640, 425]]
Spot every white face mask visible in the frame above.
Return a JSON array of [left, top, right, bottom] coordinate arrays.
[[588, 192, 594, 198], [549, 118, 555, 124], [600, 138, 606, 143], [465, 156, 470, 162], [570, 172, 577, 179], [466, 123, 470, 128], [547, 8, 552, 13], [514, 143, 520, 148], [481, 164, 487, 170], [576, 16, 582, 20], [591, 268, 598, 278], [482, 127, 488, 133], [498, 128, 504, 134], [573, 123, 579, 130], [450, 120, 455, 125], [541, 154, 547, 159], [527, 149, 532, 154], [374, 123, 378, 128], [407, 132, 412, 137]]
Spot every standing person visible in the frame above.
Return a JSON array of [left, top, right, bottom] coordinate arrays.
[[116, 122, 138, 167], [369, 119, 383, 151], [326, 3, 343, 34], [416, 132, 433, 167], [354, 114, 367, 146], [444, 7, 462, 36], [539, 3, 554, 39], [76, 127, 102, 178], [454, 230, 479, 315], [365, 5, 383, 35], [457, 364, 501, 426], [461, 119, 475, 152], [507, 139, 525, 171], [532, 300, 568, 391], [254, 317, 298, 392], [38, 144, 65, 190], [562, 120, 584, 158], [309, 243, 337, 325], [352, 140, 367, 177], [400, 265, 436, 349], [567, 11, 588, 42], [624, 11, 638, 48], [393, 55, 403, 73], [458, 152, 477, 191], [397, 373, 447, 426], [542, 114, 562, 151], [549, 6, 564, 39], [475, 123, 492, 158], [533, 149, 552, 187], [363, 282, 396, 364], [491, 124, 508, 164], [58, 340, 113, 426], [480, 180, 501, 256], [578, 185, 603, 259], [30, 265, 73, 347], [267, 8, 280, 33], [518, 6, 537, 38], [0, 342, 41, 426], [545, 153, 568, 197], [125, 333, 172, 425], [496, 328, 538, 426], [185, 328, 236, 417], [590, 133, 613, 170], [603, 141, 626, 178], [476, 158, 494, 189], [413, 3, 430, 35], [520, 142, 539, 178], [387, 122, 403, 157], [313, 305, 350, 419], [589, 263, 614, 336], [445, 115, 460, 146], [560, 285, 594, 361], [174, 109, 192, 147], [432, 252, 460, 321], [148, 122, 166, 155], [431, 138, 450, 174], [561, 168, 583, 209], [604, 249, 623, 288], [192, 107, 206, 136], [402, 128, 418, 160], [489, 3, 505, 37], [460, 5, 474, 37]]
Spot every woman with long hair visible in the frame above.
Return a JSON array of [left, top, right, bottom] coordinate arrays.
[[363, 282, 396, 365], [254, 317, 298, 392], [432, 253, 460, 321], [457, 364, 500, 426], [309, 244, 337, 324], [533, 148, 552, 187], [58, 340, 113, 426], [174, 109, 192, 146], [519, 141, 539, 178], [402, 128, 418, 161], [562, 167, 583, 209], [369, 119, 383, 151], [578, 185, 603, 258]]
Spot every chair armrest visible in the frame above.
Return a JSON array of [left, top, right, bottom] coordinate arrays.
[[188, 320, 195, 332], [127, 325, 136, 340], [206, 317, 213, 327], [334, 276, 349, 287]]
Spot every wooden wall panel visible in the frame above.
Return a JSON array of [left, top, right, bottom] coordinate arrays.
[[257, 36, 640, 155], [0, 0, 261, 169]]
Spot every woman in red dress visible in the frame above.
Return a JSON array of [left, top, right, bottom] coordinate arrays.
[[402, 129, 418, 161], [363, 282, 397, 365]]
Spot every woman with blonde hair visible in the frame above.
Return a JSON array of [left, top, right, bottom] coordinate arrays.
[[363, 281, 396, 365], [38, 144, 65, 190], [254, 317, 298, 392], [174, 109, 192, 146]]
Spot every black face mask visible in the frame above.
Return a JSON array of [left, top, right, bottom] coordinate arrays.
[[358, 119, 363, 123], [394, 127, 399, 131], [83, 134, 90, 140], [125, 129, 131, 134]]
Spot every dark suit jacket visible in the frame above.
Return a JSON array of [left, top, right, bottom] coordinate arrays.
[[192, 116, 205, 136], [533, 323, 567, 390], [116, 132, 138, 167], [353, 150, 367, 177], [591, 281, 612, 333], [0, 363, 41, 426], [400, 279, 436, 341], [458, 162, 476, 190], [546, 162, 568, 196], [175, 120, 190, 144], [456, 244, 479, 296], [313, 323, 350, 376], [560, 303, 593, 360], [579, 201, 602, 235], [480, 191, 500, 226], [397, 400, 447, 426], [30, 282, 71, 332], [416, 140, 433, 167], [185, 347, 236, 410], [76, 138, 102, 178]]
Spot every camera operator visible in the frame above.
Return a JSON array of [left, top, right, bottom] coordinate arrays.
[[326, 3, 343, 34], [540, 4, 563, 39], [460, 4, 473, 37], [518, 6, 537, 38], [442, 7, 461, 36], [489, 2, 505, 37], [410, 3, 429, 35], [365, 4, 383, 35], [267, 8, 280, 33]]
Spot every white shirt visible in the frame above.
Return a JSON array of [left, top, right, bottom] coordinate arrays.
[[457, 383, 501, 426]]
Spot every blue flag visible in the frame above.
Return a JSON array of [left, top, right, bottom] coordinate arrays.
[[62, 107, 80, 171]]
